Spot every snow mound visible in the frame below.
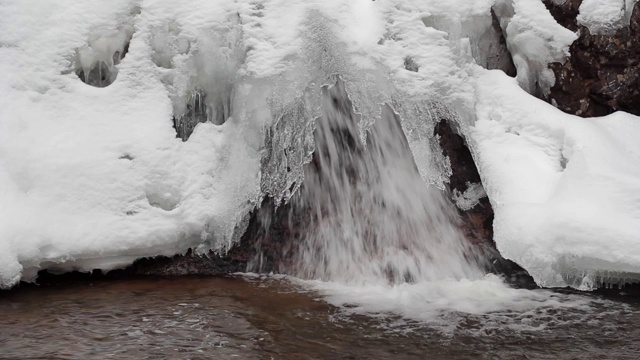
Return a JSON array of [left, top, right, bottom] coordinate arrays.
[[472, 69, 640, 289], [493, 0, 577, 96], [578, 0, 639, 35], [0, 0, 265, 288]]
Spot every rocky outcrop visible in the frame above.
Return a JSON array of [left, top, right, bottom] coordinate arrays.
[[544, 0, 640, 117]]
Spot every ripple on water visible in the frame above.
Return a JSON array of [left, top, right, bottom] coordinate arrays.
[[1, 276, 640, 359]]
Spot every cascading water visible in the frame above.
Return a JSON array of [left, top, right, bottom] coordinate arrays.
[[286, 78, 487, 285]]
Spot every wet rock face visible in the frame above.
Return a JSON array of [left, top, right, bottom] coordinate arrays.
[[434, 120, 493, 247], [488, 9, 517, 77], [544, 0, 640, 117], [434, 120, 536, 288]]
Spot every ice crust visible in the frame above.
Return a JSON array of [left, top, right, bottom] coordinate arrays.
[[1, 0, 640, 290]]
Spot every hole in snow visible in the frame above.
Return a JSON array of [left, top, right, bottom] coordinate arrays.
[[164, 16, 242, 141], [559, 152, 568, 170], [173, 89, 209, 141], [404, 57, 419, 72], [75, 25, 134, 87]]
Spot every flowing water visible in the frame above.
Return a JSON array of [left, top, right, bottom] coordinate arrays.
[[288, 79, 484, 284], [1, 275, 640, 359]]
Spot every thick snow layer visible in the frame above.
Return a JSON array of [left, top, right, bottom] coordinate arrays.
[[472, 70, 640, 288], [578, 0, 639, 35], [0, 0, 265, 288]]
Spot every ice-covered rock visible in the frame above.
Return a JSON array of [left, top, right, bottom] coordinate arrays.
[[577, 0, 639, 35], [0, 0, 264, 288]]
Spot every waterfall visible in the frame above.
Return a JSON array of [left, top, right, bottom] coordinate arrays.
[[283, 78, 486, 285]]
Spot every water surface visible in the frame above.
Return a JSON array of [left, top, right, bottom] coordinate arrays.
[[1, 276, 639, 359]]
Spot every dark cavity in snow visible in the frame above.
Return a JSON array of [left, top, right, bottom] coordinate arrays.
[[173, 90, 209, 141], [75, 25, 134, 88], [404, 57, 419, 72]]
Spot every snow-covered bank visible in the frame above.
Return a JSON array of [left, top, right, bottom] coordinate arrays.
[[472, 70, 640, 288], [1, 0, 640, 290], [0, 0, 264, 287]]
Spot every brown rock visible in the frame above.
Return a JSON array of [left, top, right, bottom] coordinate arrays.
[[434, 119, 535, 287], [544, 0, 640, 117]]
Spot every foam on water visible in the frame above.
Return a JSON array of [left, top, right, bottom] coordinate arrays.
[[236, 273, 626, 339], [303, 276, 592, 329]]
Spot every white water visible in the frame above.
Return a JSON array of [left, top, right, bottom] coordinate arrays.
[[290, 79, 485, 285], [275, 79, 598, 324]]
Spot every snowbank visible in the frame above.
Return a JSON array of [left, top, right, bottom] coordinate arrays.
[[0, 0, 264, 288], [472, 70, 640, 288]]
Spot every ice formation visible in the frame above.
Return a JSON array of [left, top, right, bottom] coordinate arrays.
[[452, 183, 488, 211], [1, 0, 640, 291], [76, 24, 134, 87]]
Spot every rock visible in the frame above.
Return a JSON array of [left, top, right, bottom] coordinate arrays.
[[487, 8, 517, 77], [434, 120, 493, 246], [434, 119, 536, 288], [544, 0, 640, 117], [542, 0, 582, 32]]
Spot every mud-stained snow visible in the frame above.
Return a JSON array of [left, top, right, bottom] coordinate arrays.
[[1, 0, 640, 290]]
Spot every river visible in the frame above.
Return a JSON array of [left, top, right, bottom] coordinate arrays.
[[1, 275, 639, 359]]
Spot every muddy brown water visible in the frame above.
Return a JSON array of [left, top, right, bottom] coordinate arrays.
[[1, 276, 640, 359]]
